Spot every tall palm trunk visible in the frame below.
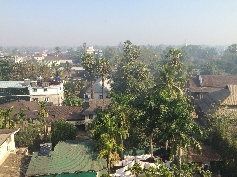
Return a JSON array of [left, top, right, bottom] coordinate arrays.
[[3, 116, 7, 129], [165, 140, 169, 160], [150, 132, 153, 157], [178, 147, 182, 167], [91, 74, 94, 99], [121, 138, 124, 160], [107, 151, 111, 174], [102, 76, 104, 99]]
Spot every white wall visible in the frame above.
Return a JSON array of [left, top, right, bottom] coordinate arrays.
[[29, 83, 63, 95], [0, 134, 16, 162]]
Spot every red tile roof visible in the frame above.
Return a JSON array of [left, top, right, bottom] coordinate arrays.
[[82, 99, 111, 115]]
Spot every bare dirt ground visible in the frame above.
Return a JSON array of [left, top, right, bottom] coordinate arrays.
[[0, 148, 31, 177]]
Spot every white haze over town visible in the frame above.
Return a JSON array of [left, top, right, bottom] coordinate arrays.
[[1, 0, 237, 47]]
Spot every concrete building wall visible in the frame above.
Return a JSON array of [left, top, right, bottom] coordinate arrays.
[[0, 134, 16, 162], [31, 92, 64, 106]]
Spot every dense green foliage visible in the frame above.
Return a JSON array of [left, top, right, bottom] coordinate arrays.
[[129, 160, 212, 177], [111, 40, 154, 95], [51, 120, 78, 147], [92, 41, 204, 174], [63, 94, 84, 106], [91, 107, 123, 173], [207, 107, 237, 176]]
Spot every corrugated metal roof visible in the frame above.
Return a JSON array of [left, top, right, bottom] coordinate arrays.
[[196, 85, 237, 112], [0, 81, 25, 88], [26, 140, 107, 176]]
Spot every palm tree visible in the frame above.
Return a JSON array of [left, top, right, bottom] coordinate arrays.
[[81, 53, 97, 99], [96, 57, 111, 99], [63, 61, 72, 77]]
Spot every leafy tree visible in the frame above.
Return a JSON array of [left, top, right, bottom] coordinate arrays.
[[227, 44, 237, 53], [111, 40, 154, 96], [130, 163, 143, 177], [51, 120, 78, 147], [158, 47, 186, 96], [9, 62, 55, 81], [64, 81, 76, 96], [207, 106, 237, 176], [16, 108, 26, 129], [158, 96, 203, 162], [54, 46, 61, 57], [15, 123, 42, 148], [0, 106, 14, 129], [134, 88, 164, 157], [109, 92, 135, 158], [139, 47, 161, 71], [63, 94, 84, 106], [201, 61, 221, 75], [96, 57, 111, 99], [0, 58, 13, 80], [64, 80, 87, 98], [37, 101, 48, 137], [81, 53, 97, 99], [103, 46, 120, 66], [91, 107, 123, 174]]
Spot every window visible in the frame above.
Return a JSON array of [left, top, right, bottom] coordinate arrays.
[[99, 95, 103, 99], [33, 98, 38, 101], [44, 88, 48, 92], [33, 88, 37, 92], [44, 97, 49, 102], [89, 114, 93, 119]]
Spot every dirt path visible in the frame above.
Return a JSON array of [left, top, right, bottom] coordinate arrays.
[[0, 149, 31, 177]]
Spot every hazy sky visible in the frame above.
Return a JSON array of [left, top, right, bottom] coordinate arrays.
[[1, 0, 237, 47]]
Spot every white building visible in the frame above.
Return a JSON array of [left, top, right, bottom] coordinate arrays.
[[85, 77, 111, 99], [0, 129, 19, 165], [0, 80, 64, 106], [29, 81, 64, 106]]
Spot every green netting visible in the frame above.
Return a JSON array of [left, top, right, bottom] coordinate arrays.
[[56, 174, 78, 177], [26, 140, 107, 176], [78, 172, 96, 177]]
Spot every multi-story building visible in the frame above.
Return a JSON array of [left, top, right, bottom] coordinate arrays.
[[0, 79, 64, 106], [29, 80, 64, 105]]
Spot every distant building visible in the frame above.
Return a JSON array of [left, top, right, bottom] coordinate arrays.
[[0, 79, 64, 106], [188, 75, 237, 101], [86, 46, 103, 57], [86, 46, 95, 54], [42, 55, 61, 67], [85, 77, 111, 99]]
